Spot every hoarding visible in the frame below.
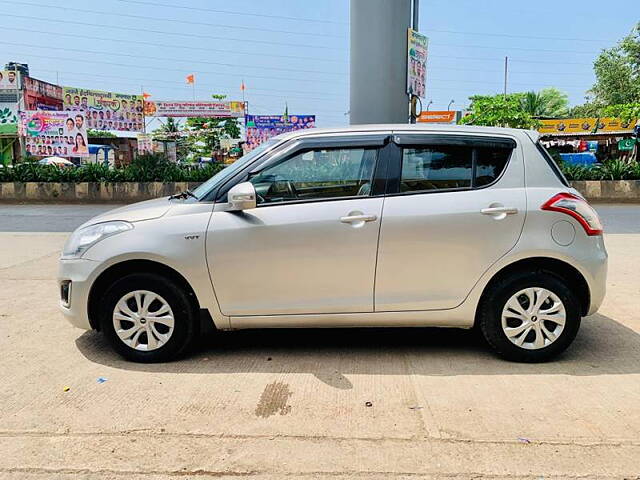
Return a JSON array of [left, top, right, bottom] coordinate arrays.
[[20, 110, 89, 157], [0, 70, 20, 90], [407, 28, 428, 98], [64, 87, 144, 133], [417, 110, 457, 124], [143, 100, 245, 118], [539, 117, 638, 135], [23, 77, 63, 111], [0, 104, 19, 134], [244, 114, 315, 151]]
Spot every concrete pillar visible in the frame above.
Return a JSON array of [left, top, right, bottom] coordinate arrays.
[[350, 0, 411, 125]]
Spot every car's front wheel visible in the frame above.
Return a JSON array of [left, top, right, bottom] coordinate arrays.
[[100, 273, 198, 362], [478, 271, 581, 362]]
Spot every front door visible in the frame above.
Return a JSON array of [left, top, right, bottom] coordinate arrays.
[[207, 145, 384, 316], [375, 135, 527, 311]]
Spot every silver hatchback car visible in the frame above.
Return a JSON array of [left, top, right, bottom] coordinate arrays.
[[58, 125, 607, 363]]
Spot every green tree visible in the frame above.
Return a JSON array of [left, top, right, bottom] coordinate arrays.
[[87, 129, 117, 138], [589, 22, 640, 105], [520, 88, 569, 118], [184, 117, 241, 158], [153, 118, 190, 161], [460, 94, 540, 129]]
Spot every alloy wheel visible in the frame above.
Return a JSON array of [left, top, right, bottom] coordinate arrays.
[[112, 290, 175, 351], [501, 287, 566, 350]]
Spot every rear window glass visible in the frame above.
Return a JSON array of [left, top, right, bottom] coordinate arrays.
[[400, 143, 513, 193], [475, 146, 512, 187]]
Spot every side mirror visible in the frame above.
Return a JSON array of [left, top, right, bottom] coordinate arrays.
[[227, 181, 257, 211]]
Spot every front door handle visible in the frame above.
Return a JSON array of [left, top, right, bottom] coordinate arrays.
[[340, 214, 378, 224], [481, 206, 518, 215]]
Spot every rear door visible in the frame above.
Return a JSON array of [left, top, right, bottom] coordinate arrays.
[[375, 134, 526, 311]]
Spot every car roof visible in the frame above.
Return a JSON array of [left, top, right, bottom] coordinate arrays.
[[275, 124, 539, 143]]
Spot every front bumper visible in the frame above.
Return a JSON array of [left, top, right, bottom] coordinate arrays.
[[57, 257, 101, 330]]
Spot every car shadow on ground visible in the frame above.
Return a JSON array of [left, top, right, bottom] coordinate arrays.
[[76, 313, 640, 388]]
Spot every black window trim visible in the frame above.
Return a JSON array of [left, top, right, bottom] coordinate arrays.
[[385, 135, 517, 197], [214, 134, 392, 207]]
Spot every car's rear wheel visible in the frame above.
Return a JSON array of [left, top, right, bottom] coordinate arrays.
[[100, 273, 197, 362], [478, 271, 581, 362]]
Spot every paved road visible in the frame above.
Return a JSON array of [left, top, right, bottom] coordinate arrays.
[[0, 202, 638, 233], [0, 217, 639, 476]]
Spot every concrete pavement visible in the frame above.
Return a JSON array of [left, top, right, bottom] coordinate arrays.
[[0, 207, 639, 478]]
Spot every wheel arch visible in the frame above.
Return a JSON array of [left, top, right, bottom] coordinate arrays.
[[474, 256, 591, 325], [87, 259, 201, 331]]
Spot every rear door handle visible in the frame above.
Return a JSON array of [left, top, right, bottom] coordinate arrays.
[[481, 206, 518, 215], [340, 214, 378, 224]]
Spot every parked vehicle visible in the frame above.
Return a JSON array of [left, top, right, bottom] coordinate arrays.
[[58, 125, 607, 363]]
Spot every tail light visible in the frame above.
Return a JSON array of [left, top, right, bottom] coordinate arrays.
[[541, 192, 603, 236]]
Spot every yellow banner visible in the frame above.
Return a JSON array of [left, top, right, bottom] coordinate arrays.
[[539, 117, 637, 135]]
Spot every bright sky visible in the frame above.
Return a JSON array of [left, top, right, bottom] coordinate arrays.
[[1, 0, 637, 128]]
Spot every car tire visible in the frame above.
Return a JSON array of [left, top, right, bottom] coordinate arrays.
[[99, 273, 198, 363], [478, 271, 581, 362]]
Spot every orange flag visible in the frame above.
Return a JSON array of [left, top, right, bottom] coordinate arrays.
[[142, 92, 152, 99], [186, 74, 195, 84], [240, 80, 246, 91]]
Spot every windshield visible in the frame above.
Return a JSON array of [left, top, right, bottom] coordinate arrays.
[[192, 138, 281, 200]]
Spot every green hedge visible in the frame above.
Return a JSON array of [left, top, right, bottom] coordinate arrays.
[[560, 159, 640, 181], [0, 153, 223, 183]]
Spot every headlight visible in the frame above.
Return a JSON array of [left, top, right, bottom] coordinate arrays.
[[62, 221, 133, 259]]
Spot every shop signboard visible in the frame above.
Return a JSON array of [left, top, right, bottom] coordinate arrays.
[[143, 100, 245, 118], [539, 117, 638, 135], [407, 28, 428, 98], [20, 110, 89, 157], [0, 70, 20, 90], [244, 114, 315, 152], [64, 87, 144, 133], [417, 110, 457, 124]]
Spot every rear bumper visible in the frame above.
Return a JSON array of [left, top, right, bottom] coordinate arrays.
[[57, 258, 101, 330], [585, 238, 607, 316]]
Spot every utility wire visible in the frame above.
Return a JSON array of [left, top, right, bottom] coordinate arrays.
[[0, 41, 348, 80], [1, 18, 344, 64], [1, 0, 344, 39], [113, 0, 348, 25]]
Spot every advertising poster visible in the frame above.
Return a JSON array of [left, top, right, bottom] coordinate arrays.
[[64, 87, 144, 133], [407, 28, 428, 98], [0, 70, 20, 90], [20, 110, 89, 157], [137, 133, 153, 154], [143, 100, 245, 118], [0, 104, 19, 134], [244, 115, 315, 151]]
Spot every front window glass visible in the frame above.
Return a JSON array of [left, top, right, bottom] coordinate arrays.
[[249, 147, 377, 204], [192, 138, 280, 200]]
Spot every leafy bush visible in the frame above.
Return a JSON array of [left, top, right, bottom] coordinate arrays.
[[559, 158, 640, 181], [0, 156, 223, 183]]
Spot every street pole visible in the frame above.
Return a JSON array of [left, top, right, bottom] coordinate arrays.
[[504, 56, 508, 98], [409, 0, 419, 124], [350, 0, 412, 124]]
